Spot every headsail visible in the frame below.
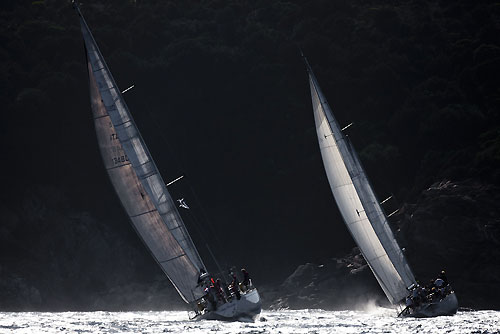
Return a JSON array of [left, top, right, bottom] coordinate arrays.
[[76, 4, 206, 303], [305, 59, 416, 304]]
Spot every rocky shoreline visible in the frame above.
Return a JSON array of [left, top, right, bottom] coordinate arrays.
[[263, 180, 500, 311], [260, 248, 389, 311], [1, 180, 499, 311]]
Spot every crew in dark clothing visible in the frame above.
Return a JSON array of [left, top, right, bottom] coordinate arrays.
[[411, 285, 421, 307], [230, 272, 241, 300], [438, 270, 448, 285], [405, 295, 414, 309], [214, 278, 227, 303], [217, 277, 230, 299], [205, 286, 217, 310], [241, 268, 251, 289]]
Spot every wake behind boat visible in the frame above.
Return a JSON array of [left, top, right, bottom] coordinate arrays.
[[74, 2, 260, 321], [303, 56, 458, 318]]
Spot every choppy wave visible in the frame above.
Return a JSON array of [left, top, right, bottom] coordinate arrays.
[[0, 309, 498, 334]]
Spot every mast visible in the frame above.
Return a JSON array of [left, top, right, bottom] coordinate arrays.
[[75, 3, 206, 303], [304, 57, 416, 304]]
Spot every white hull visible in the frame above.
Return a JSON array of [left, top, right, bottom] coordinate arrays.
[[402, 292, 458, 318], [196, 289, 261, 322]]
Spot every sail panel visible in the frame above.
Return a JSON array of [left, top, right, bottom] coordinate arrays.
[[347, 141, 416, 288], [315, 107, 408, 303], [129, 211, 205, 301], [308, 71, 415, 303], [80, 9, 206, 303], [318, 131, 407, 303]]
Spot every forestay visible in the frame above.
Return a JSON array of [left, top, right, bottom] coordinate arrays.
[[306, 61, 416, 304], [77, 6, 206, 303]]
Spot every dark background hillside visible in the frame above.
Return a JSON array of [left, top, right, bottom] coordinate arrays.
[[1, 0, 499, 310]]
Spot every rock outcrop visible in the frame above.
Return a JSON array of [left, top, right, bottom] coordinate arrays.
[[0, 185, 184, 311], [396, 180, 500, 309], [265, 248, 389, 310], [268, 180, 500, 310], [1, 180, 499, 310]]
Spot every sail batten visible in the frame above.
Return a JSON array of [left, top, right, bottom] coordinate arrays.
[[306, 61, 416, 304], [77, 5, 206, 303]]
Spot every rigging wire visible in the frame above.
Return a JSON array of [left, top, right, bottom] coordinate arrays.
[[138, 100, 226, 271]]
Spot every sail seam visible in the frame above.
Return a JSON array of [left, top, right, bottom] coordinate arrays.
[[331, 182, 354, 190], [130, 209, 157, 218], [139, 170, 156, 180], [136, 159, 151, 168], [113, 119, 133, 128], [159, 253, 186, 264], [368, 253, 389, 262], [166, 225, 183, 231], [93, 114, 109, 120], [346, 217, 368, 225], [99, 86, 116, 94], [106, 162, 131, 171]]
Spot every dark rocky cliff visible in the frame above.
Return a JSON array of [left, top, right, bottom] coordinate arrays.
[[398, 180, 500, 309], [1, 180, 499, 311], [0, 185, 185, 311], [265, 180, 500, 310], [262, 248, 388, 311]]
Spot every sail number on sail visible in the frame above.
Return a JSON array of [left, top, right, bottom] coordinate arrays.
[[109, 130, 129, 165]]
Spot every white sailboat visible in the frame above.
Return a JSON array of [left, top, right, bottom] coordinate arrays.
[[74, 3, 261, 321], [304, 56, 458, 317]]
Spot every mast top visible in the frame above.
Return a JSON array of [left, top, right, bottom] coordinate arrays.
[[300, 50, 313, 74], [72, 1, 81, 13]]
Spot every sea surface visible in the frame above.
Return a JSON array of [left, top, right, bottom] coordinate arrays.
[[0, 308, 498, 334]]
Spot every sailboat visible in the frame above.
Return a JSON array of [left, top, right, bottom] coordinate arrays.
[[74, 3, 261, 321], [303, 56, 458, 317]]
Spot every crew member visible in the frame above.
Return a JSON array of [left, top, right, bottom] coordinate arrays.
[[405, 296, 414, 309], [241, 268, 251, 290], [230, 272, 241, 300], [214, 278, 227, 303], [438, 270, 448, 285], [434, 277, 445, 288]]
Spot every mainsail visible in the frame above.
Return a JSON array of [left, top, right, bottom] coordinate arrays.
[[76, 5, 206, 303], [305, 59, 416, 304]]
